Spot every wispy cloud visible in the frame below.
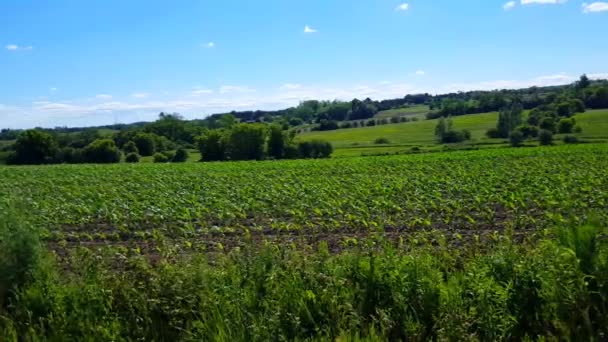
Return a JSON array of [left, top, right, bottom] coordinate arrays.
[[280, 83, 303, 90], [190, 88, 214, 96], [5, 44, 33, 51], [504, 1, 517, 10], [50, 87, 58, 92], [204, 41, 215, 48], [582, 2, 608, 12], [220, 85, 256, 94], [395, 3, 410, 11], [304, 25, 318, 33], [414, 70, 426, 76], [96, 94, 113, 100], [131, 93, 149, 99], [521, 0, 566, 5]]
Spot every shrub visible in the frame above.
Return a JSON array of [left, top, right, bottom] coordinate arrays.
[[562, 135, 579, 144], [509, 130, 525, 147], [486, 128, 501, 139], [125, 152, 140, 163], [539, 117, 556, 133], [557, 118, 576, 134], [197, 130, 226, 162], [539, 129, 554, 146], [153, 153, 170, 163], [7, 130, 59, 165], [366, 120, 376, 127], [133, 133, 157, 156], [172, 148, 189, 163], [391, 117, 401, 124], [297, 140, 333, 158], [573, 125, 583, 133], [123, 141, 139, 154], [515, 125, 539, 139], [82, 139, 122, 163], [374, 137, 391, 144], [441, 130, 470, 144]]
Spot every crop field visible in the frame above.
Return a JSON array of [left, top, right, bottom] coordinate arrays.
[[1, 144, 606, 255], [2, 143, 608, 340]]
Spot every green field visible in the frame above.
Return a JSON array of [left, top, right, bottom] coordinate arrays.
[[299, 109, 608, 157], [2, 144, 608, 340], [375, 104, 430, 119]]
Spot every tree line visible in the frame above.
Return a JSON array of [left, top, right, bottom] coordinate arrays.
[[4, 115, 332, 165]]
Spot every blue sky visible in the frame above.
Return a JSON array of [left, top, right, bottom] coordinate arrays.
[[1, 0, 607, 129]]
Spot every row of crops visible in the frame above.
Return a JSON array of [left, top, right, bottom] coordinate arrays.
[[1, 143, 608, 340], [0, 144, 606, 247]]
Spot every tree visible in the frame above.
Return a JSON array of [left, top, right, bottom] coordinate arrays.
[[123, 141, 139, 154], [267, 125, 286, 159], [8, 130, 59, 165], [133, 133, 156, 156], [153, 153, 169, 163], [539, 117, 556, 133], [509, 130, 524, 147], [82, 139, 121, 163], [125, 153, 140, 163], [225, 124, 267, 160], [576, 74, 590, 89], [496, 102, 523, 138], [172, 148, 189, 163], [197, 130, 226, 162], [557, 118, 576, 134], [434, 117, 452, 142], [539, 129, 554, 146]]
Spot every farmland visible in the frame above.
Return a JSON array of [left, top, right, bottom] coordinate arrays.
[[1, 143, 608, 339], [300, 109, 608, 157]]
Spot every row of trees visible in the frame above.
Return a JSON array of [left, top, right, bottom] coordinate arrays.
[[197, 124, 332, 162]]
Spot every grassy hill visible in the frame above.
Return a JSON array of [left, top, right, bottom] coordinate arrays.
[[299, 109, 608, 157], [375, 105, 430, 119]]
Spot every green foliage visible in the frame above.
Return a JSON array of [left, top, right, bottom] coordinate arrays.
[[496, 102, 523, 138], [153, 152, 170, 163], [197, 130, 226, 161], [297, 140, 333, 158], [558, 117, 576, 134], [172, 148, 189, 163], [125, 152, 140, 163], [509, 130, 524, 147], [123, 141, 139, 154], [563, 135, 579, 144], [133, 133, 157, 156], [373, 137, 390, 144], [7, 130, 59, 165], [82, 139, 122, 163], [539, 129, 554, 146], [225, 124, 268, 161], [267, 125, 286, 159]]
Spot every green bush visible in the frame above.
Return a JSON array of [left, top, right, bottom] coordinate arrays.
[[125, 152, 140, 163], [562, 135, 579, 144], [172, 148, 189, 163], [374, 137, 391, 144], [509, 130, 525, 147], [123, 141, 139, 154], [82, 139, 122, 163], [539, 129, 554, 146], [153, 153, 170, 163]]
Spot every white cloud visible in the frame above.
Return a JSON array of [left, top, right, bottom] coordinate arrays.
[[5, 44, 32, 51], [415, 70, 426, 76], [521, 0, 566, 5], [190, 88, 214, 96], [280, 83, 303, 90], [396, 3, 410, 11], [96, 94, 113, 100], [204, 42, 215, 48], [220, 85, 256, 94], [50, 87, 58, 92], [504, 1, 517, 10], [131, 93, 149, 99], [304, 25, 318, 33], [582, 2, 608, 12]]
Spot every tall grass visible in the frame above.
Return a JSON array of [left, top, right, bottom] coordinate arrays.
[[0, 212, 606, 340]]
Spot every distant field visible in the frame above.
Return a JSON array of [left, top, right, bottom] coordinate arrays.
[[299, 109, 608, 157], [375, 105, 430, 119]]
